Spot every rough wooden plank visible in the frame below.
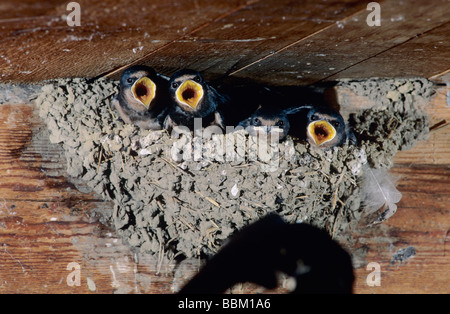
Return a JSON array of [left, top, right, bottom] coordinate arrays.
[[130, 0, 368, 81], [0, 93, 448, 293], [329, 21, 450, 81], [229, 0, 450, 85], [1, 0, 448, 86], [0, 0, 448, 291], [0, 0, 252, 83], [0, 103, 140, 293], [0, 0, 65, 20], [352, 165, 450, 294], [430, 70, 450, 84]]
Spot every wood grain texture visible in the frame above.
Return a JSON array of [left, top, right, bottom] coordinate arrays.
[[352, 165, 450, 294], [0, 0, 252, 82], [0, 0, 448, 85], [0, 0, 448, 294], [230, 0, 450, 85], [125, 0, 368, 81], [328, 21, 450, 81], [0, 93, 448, 293]]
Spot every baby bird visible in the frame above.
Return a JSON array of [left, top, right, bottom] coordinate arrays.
[[111, 65, 168, 130], [164, 69, 227, 132], [305, 106, 355, 149], [238, 105, 309, 142]]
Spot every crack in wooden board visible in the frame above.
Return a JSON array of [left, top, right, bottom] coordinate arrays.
[[0, 91, 449, 293], [1, 0, 448, 86], [228, 0, 450, 85], [127, 0, 368, 81], [101, 0, 262, 79], [328, 21, 450, 81], [0, 0, 253, 82]]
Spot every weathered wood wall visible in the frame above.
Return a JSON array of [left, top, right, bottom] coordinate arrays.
[[1, 0, 449, 84], [0, 0, 448, 293]]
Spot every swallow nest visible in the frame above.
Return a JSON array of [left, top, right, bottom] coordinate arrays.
[[36, 77, 430, 259]]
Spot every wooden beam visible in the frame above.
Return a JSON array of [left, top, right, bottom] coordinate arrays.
[[1, 0, 448, 85], [0, 0, 252, 83], [229, 0, 450, 85], [0, 0, 448, 294], [129, 0, 368, 80], [1, 85, 449, 293], [352, 165, 450, 294], [328, 22, 450, 81]]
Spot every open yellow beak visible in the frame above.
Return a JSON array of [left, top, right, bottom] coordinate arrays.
[[307, 120, 336, 146], [132, 77, 156, 108], [176, 80, 204, 109]]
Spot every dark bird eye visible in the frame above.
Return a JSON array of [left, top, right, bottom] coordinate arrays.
[[310, 115, 319, 121], [194, 76, 201, 83], [277, 120, 284, 127], [332, 121, 340, 127], [252, 118, 260, 125], [172, 82, 179, 88], [126, 78, 134, 84]]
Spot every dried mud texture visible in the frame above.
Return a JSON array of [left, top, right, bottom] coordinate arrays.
[[36, 78, 430, 259], [343, 78, 431, 168]]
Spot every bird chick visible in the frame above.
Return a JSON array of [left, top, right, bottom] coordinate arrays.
[[164, 69, 227, 132], [111, 65, 168, 130], [238, 105, 308, 142], [305, 106, 355, 148]]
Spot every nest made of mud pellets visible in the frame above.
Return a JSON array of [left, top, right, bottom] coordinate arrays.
[[36, 77, 430, 259]]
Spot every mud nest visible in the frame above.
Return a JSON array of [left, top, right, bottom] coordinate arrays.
[[36, 77, 430, 259]]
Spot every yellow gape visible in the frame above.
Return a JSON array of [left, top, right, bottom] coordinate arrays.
[[176, 80, 204, 109], [307, 120, 336, 146], [132, 77, 156, 108]]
